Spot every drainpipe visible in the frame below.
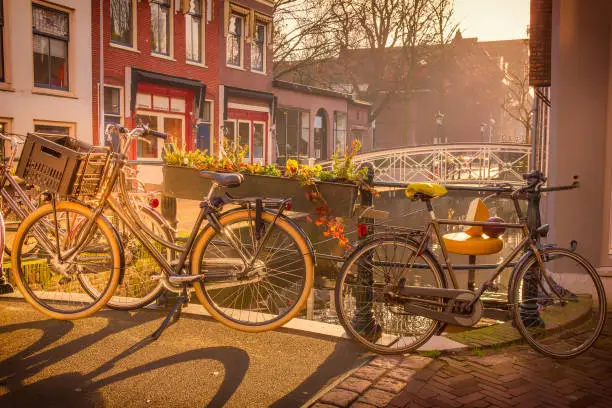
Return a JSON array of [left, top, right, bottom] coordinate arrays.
[[99, 0, 105, 145]]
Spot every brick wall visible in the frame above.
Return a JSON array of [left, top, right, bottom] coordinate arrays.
[[92, 0, 221, 144]]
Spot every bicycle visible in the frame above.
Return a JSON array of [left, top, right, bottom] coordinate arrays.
[[334, 170, 607, 358], [0, 130, 175, 310], [11, 125, 315, 338]]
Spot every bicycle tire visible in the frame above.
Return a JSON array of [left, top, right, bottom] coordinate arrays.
[[190, 208, 314, 332], [509, 247, 607, 358], [335, 235, 446, 354], [11, 201, 123, 320], [81, 204, 173, 310]]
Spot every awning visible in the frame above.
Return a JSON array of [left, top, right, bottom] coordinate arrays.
[[130, 68, 207, 117], [224, 86, 276, 121]]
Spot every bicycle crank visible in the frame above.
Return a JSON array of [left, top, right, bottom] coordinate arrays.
[[394, 286, 484, 327]]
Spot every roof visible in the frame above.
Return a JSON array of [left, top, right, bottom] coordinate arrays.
[[273, 79, 370, 106]]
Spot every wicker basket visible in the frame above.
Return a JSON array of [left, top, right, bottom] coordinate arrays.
[[16, 133, 111, 198]]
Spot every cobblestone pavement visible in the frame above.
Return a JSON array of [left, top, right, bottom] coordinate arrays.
[[311, 315, 612, 408]]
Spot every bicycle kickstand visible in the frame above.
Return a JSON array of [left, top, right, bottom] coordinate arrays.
[[151, 286, 189, 340]]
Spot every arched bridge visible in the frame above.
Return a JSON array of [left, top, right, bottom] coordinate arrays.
[[321, 143, 532, 186]]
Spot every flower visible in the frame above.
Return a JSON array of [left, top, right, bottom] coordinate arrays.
[[286, 159, 299, 176]]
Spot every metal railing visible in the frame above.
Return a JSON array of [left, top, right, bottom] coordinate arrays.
[[320, 143, 532, 186]]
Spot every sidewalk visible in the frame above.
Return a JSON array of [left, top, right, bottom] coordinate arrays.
[[309, 315, 612, 408]]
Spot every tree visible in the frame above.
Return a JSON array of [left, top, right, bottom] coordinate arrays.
[[502, 65, 533, 144], [272, 0, 340, 79]]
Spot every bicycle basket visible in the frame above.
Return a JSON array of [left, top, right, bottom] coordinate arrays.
[[16, 133, 112, 198]]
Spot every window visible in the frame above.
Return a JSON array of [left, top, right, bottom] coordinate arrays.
[[251, 23, 266, 72], [238, 121, 250, 156], [334, 112, 347, 153], [186, 0, 203, 63], [276, 109, 309, 161], [227, 14, 243, 67], [253, 122, 264, 161], [223, 120, 236, 147], [34, 121, 75, 137], [0, 1, 4, 82], [33, 4, 69, 91], [104, 86, 122, 125], [151, 0, 171, 55], [195, 100, 212, 151], [110, 0, 134, 46]]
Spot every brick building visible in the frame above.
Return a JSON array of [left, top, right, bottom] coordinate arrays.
[[279, 34, 529, 150], [92, 0, 275, 183], [1, 0, 93, 143]]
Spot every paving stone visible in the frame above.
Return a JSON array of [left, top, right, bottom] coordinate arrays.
[[353, 365, 386, 382], [312, 404, 340, 408], [369, 355, 403, 369], [456, 391, 486, 405], [337, 377, 372, 394], [399, 355, 433, 370], [373, 376, 407, 394], [319, 388, 359, 407], [349, 402, 377, 408], [386, 367, 416, 381], [358, 388, 396, 408]]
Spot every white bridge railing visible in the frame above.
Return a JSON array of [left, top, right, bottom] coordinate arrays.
[[321, 143, 532, 186]]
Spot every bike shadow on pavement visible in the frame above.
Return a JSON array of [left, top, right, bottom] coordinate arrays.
[[270, 330, 371, 408], [0, 302, 250, 408]]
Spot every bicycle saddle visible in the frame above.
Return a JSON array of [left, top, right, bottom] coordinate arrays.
[[199, 171, 244, 188], [405, 182, 448, 200]]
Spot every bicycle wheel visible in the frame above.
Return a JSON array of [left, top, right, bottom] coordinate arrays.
[[84, 204, 173, 310], [190, 208, 314, 332], [11, 201, 122, 320], [510, 247, 607, 358], [335, 236, 446, 354]]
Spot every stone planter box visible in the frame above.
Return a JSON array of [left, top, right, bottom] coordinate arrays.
[[162, 165, 358, 217]]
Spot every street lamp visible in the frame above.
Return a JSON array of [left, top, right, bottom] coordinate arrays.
[[435, 111, 445, 144], [480, 123, 487, 143]]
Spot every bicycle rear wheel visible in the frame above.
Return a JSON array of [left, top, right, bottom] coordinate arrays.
[[190, 209, 314, 332], [86, 204, 172, 310], [335, 236, 446, 354], [510, 247, 607, 358], [11, 201, 122, 319]]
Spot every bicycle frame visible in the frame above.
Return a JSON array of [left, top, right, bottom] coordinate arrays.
[[412, 191, 561, 310]]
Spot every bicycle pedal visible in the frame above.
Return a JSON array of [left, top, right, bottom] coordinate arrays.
[[168, 274, 205, 285]]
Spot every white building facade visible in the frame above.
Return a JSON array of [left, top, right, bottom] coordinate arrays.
[[0, 0, 92, 142]]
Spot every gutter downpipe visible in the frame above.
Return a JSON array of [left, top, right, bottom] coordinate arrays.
[[99, 0, 104, 145]]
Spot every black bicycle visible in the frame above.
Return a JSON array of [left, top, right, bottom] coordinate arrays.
[[334, 171, 607, 358]]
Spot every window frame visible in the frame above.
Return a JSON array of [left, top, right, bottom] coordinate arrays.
[[110, 0, 137, 49], [226, 12, 244, 68], [251, 21, 266, 73], [237, 119, 251, 160], [33, 120, 76, 137], [252, 120, 266, 163], [222, 119, 237, 153], [103, 85, 123, 125], [32, 3, 70, 91], [150, 0, 172, 57], [333, 111, 347, 154], [185, 0, 204, 64]]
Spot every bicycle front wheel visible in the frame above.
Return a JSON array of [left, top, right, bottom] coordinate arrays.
[[336, 236, 446, 354], [190, 209, 314, 332], [510, 247, 607, 358], [11, 201, 122, 320]]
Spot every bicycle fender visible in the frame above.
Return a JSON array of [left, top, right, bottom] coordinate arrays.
[[506, 249, 536, 301], [192, 207, 316, 264]]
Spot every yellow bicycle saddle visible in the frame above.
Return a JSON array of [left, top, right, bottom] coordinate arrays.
[[405, 182, 448, 200]]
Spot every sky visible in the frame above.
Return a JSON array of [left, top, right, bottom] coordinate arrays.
[[453, 0, 530, 41]]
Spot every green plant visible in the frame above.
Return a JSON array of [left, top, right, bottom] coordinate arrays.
[[472, 348, 485, 357], [420, 350, 442, 358]]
